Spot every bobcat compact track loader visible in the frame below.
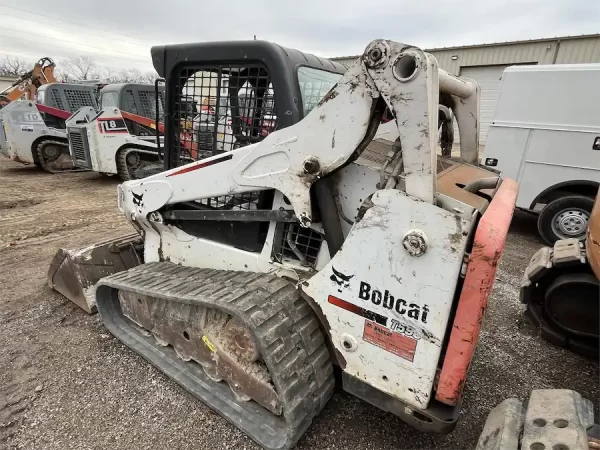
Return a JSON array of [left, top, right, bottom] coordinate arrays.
[[67, 83, 166, 180], [0, 83, 98, 172], [521, 189, 599, 358], [48, 39, 518, 449]]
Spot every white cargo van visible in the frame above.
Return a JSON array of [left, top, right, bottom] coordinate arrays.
[[482, 64, 600, 244]]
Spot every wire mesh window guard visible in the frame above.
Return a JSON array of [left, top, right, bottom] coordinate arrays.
[[138, 89, 164, 120], [123, 89, 138, 114], [173, 64, 275, 164], [195, 191, 261, 211], [48, 88, 64, 111], [272, 223, 323, 267], [63, 89, 96, 112]]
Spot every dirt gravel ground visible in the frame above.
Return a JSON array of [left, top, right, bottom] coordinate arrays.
[[1, 158, 597, 450]]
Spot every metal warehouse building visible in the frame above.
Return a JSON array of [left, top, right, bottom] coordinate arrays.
[[332, 34, 600, 146]]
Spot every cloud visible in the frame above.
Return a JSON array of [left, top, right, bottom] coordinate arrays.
[[0, 0, 597, 72]]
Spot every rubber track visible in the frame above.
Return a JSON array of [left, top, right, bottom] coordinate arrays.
[[116, 147, 160, 181], [116, 148, 132, 181], [36, 139, 86, 173], [96, 262, 334, 450], [521, 255, 598, 358]]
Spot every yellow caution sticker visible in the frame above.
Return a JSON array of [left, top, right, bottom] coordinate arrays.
[[202, 335, 216, 353]]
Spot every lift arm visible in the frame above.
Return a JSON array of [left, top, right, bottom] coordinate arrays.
[[118, 40, 479, 228]]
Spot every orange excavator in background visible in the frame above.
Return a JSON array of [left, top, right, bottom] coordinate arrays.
[[0, 57, 56, 108]]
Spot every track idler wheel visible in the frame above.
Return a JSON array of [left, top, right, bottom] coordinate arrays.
[[42, 144, 61, 161], [223, 318, 260, 362], [125, 151, 140, 168]]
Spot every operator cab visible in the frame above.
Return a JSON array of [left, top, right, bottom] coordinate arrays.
[[151, 40, 346, 169], [36, 83, 98, 129], [98, 83, 165, 136]]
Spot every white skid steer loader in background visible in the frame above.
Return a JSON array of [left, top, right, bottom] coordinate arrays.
[[48, 39, 519, 449], [67, 83, 169, 180], [0, 83, 98, 172]]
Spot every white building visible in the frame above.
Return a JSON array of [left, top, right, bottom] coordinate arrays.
[[0, 75, 18, 94]]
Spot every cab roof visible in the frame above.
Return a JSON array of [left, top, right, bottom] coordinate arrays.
[[151, 40, 347, 77]]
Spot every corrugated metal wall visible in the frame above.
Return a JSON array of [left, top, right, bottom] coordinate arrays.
[[331, 35, 600, 73], [430, 41, 554, 75], [554, 36, 600, 63]]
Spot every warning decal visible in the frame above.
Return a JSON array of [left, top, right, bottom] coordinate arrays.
[[363, 320, 417, 362]]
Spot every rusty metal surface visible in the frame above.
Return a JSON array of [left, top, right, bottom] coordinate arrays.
[[118, 291, 281, 414], [47, 234, 142, 313], [586, 189, 600, 280], [436, 160, 499, 213], [357, 139, 497, 214]]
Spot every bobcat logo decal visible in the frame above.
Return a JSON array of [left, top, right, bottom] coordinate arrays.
[[330, 267, 354, 293]]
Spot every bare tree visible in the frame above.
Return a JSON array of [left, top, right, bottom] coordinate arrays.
[[138, 71, 158, 84], [117, 68, 143, 83], [54, 68, 72, 82], [106, 68, 158, 84], [24, 53, 158, 85], [59, 56, 100, 81], [0, 56, 32, 77]]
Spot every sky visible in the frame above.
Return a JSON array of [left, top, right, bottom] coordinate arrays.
[[0, 0, 598, 73]]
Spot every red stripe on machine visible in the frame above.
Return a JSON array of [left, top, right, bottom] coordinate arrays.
[[166, 153, 233, 177], [328, 295, 388, 326], [36, 103, 71, 119], [121, 110, 165, 133]]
